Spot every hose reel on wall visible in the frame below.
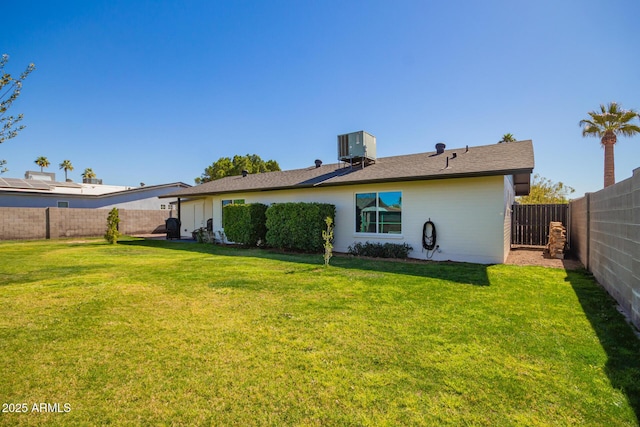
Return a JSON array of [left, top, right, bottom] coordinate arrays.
[[422, 219, 438, 259]]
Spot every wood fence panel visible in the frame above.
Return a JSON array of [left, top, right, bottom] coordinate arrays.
[[511, 204, 568, 247]]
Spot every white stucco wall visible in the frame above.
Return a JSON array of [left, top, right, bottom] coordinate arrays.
[[179, 175, 511, 264], [503, 175, 516, 262]]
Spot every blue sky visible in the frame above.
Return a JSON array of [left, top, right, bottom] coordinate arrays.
[[3, 0, 639, 197]]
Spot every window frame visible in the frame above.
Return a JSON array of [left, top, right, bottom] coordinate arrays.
[[354, 190, 403, 236]]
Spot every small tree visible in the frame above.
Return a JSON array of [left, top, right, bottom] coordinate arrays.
[[498, 133, 516, 143], [82, 168, 96, 180], [59, 160, 74, 181], [322, 217, 334, 267], [104, 208, 120, 244], [516, 174, 575, 204], [34, 156, 50, 172], [1, 54, 35, 172], [195, 154, 281, 184], [1, 54, 36, 144]]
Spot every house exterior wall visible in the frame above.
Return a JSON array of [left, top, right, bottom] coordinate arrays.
[[503, 175, 515, 261], [180, 175, 509, 264]]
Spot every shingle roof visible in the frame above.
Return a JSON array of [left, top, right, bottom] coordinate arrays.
[[164, 140, 534, 198]]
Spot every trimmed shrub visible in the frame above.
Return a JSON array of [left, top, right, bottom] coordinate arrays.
[[104, 208, 120, 244], [347, 241, 413, 259], [223, 203, 268, 246], [265, 203, 336, 253]]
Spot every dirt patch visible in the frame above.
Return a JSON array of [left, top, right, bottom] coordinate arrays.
[[506, 247, 584, 270]]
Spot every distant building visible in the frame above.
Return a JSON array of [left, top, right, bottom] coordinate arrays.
[[0, 171, 190, 210]]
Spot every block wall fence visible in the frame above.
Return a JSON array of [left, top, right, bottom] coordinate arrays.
[[0, 207, 171, 240], [570, 168, 640, 330]]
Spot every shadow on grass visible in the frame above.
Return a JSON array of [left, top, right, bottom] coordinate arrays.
[[119, 238, 491, 286], [566, 269, 640, 422]]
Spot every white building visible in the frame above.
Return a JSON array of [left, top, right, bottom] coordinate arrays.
[[163, 136, 534, 264]]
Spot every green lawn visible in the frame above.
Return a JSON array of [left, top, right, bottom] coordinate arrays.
[[0, 238, 639, 426]]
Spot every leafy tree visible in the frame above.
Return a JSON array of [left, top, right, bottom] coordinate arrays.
[[34, 156, 50, 172], [498, 133, 516, 143], [195, 154, 281, 184], [516, 174, 575, 204], [59, 159, 74, 181], [0, 159, 7, 174], [579, 102, 640, 187], [1, 54, 36, 144], [82, 168, 96, 180]]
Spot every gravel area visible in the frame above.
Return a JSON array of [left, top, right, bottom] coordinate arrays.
[[506, 247, 584, 270]]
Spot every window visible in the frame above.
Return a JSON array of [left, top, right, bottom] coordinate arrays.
[[221, 199, 245, 224], [160, 204, 166, 210], [57, 201, 69, 208], [355, 191, 402, 234]]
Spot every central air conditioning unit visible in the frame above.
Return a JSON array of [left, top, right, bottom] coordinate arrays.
[[337, 131, 377, 166]]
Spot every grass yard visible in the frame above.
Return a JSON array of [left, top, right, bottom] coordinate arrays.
[[1, 238, 639, 426]]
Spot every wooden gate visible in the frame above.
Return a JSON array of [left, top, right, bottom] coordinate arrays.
[[511, 204, 568, 247]]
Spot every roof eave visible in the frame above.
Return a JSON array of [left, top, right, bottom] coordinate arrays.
[[162, 168, 534, 198]]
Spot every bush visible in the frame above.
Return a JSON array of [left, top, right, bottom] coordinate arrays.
[[322, 217, 334, 267], [104, 208, 120, 244], [265, 203, 335, 253], [347, 241, 413, 259], [223, 203, 268, 246]]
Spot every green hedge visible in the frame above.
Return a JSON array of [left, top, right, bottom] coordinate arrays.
[[265, 203, 336, 253], [223, 203, 268, 246]]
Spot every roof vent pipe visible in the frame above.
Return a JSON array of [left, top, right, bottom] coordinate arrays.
[[241, 170, 248, 177], [314, 159, 322, 168], [435, 142, 446, 154]]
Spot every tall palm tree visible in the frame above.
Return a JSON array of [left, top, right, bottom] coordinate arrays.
[[34, 156, 50, 172], [82, 168, 96, 180], [59, 159, 74, 181], [579, 102, 640, 187], [499, 133, 516, 143]]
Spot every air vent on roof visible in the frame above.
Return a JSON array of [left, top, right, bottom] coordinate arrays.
[[435, 143, 446, 154], [337, 131, 376, 166]]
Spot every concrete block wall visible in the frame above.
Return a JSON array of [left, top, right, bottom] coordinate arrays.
[[120, 210, 171, 235], [569, 195, 589, 268], [0, 207, 171, 241], [47, 207, 110, 238], [570, 168, 640, 330], [0, 207, 47, 240]]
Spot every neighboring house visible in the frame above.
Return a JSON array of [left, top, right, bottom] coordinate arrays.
[[0, 173, 190, 210], [163, 137, 534, 264]]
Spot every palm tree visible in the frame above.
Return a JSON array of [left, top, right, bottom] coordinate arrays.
[[82, 168, 96, 180], [34, 156, 50, 172], [59, 160, 74, 181], [579, 102, 640, 187], [498, 133, 516, 143]]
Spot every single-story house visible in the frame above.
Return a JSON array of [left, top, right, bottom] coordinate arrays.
[[162, 136, 534, 264], [0, 173, 190, 210]]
